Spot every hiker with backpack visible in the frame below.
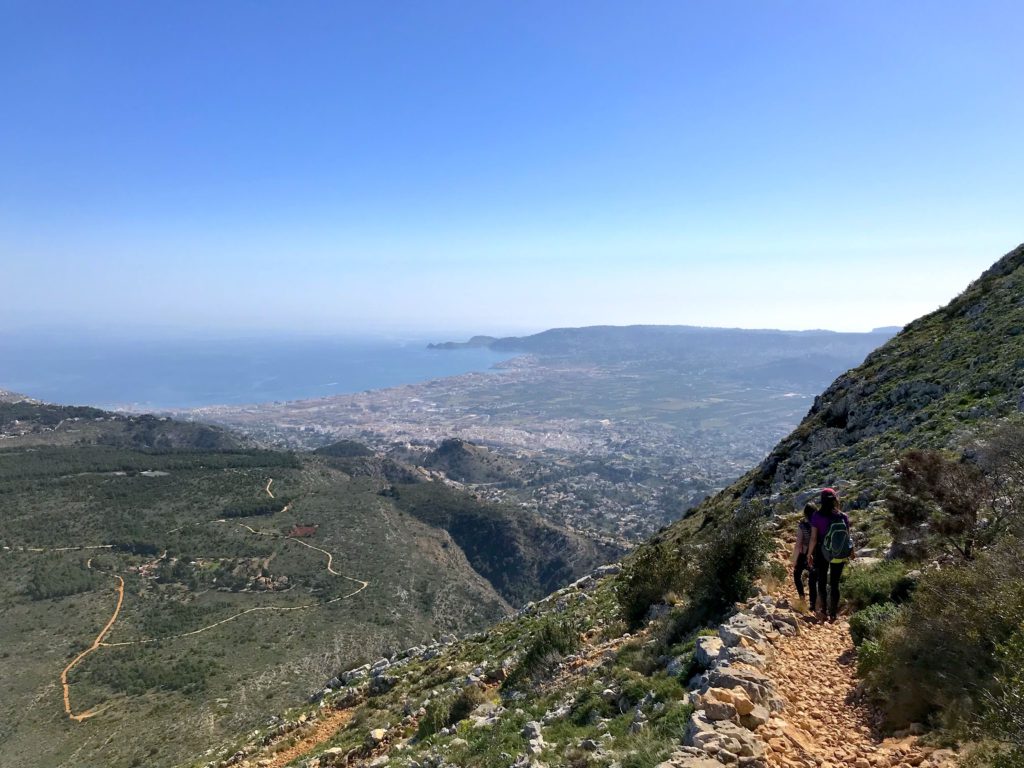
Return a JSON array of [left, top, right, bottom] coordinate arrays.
[[807, 487, 855, 622], [790, 502, 818, 606]]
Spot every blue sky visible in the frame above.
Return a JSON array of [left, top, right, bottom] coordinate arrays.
[[2, 1, 1022, 337]]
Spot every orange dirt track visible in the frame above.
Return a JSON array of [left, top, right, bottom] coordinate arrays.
[[61, 574, 125, 722]]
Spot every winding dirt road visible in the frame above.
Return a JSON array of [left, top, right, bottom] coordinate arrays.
[[99, 528, 369, 648], [60, 574, 125, 722], [16, 479, 368, 721]]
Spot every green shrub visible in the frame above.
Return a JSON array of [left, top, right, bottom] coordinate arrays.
[[569, 688, 616, 725], [982, 629, 1024, 758], [842, 561, 913, 611], [221, 497, 292, 518], [616, 542, 692, 629], [85, 650, 219, 696], [416, 685, 487, 740], [849, 602, 901, 647], [501, 619, 580, 692], [857, 638, 884, 678], [619, 699, 694, 768], [765, 559, 788, 585], [863, 536, 1024, 730], [989, 750, 1024, 768], [688, 505, 771, 620]]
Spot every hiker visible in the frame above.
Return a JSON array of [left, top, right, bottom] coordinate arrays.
[[807, 488, 855, 622], [790, 502, 817, 605]]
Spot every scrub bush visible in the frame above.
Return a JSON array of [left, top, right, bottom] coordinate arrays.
[[863, 536, 1024, 730], [848, 601, 901, 647], [616, 542, 692, 630], [843, 561, 915, 611], [501, 619, 580, 692]]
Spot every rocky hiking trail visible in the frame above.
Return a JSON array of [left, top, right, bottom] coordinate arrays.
[[657, 528, 957, 768], [757, 549, 955, 768], [262, 709, 356, 768], [59, 572, 125, 722]]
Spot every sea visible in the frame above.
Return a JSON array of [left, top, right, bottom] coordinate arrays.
[[0, 333, 514, 410]]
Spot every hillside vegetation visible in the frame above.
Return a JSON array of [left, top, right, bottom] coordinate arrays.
[[0, 403, 615, 768], [193, 244, 1024, 768]]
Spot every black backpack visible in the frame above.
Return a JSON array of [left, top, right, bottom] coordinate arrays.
[[822, 514, 854, 563]]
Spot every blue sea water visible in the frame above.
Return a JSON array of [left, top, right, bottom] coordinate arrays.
[[0, 334, 513, 410]]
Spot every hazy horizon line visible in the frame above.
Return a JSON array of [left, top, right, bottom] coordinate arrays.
[[0, 320, 904, 345]]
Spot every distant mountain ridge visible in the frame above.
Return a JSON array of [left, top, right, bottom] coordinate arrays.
[[430, 324, 897, 357]]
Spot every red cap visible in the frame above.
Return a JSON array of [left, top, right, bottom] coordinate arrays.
[[821, 488, 837, 498]]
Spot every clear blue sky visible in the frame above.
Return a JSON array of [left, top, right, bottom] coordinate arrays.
[[2, 1, 1022, 337]]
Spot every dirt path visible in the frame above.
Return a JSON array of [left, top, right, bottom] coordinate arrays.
[[14, 481, 369, 721], [60, 574, 125, 722], [101, 523, 368, 647], [762, 543, 954, 768], [263, 708, 354, 768]]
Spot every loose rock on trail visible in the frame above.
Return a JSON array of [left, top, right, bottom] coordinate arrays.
[[761, 538, 956, 768]]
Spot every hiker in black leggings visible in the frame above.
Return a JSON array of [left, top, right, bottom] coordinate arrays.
[[812, 557, 845, 621], [790, 502, 817, 606], [807, 488, 856, 621]]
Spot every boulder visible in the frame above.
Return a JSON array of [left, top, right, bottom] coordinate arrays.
[[722, 646, 768, 670], [521, 721, 543, 740], [849, 557, 884, 569], [704, 668, 772, 706], [719, 614, 774, 648], [703, 699, 737, 721], [695, 636, 724, 668], [686, 712, 764, 759], [728, 688, 755, 716], [739, 705, 770, 730]]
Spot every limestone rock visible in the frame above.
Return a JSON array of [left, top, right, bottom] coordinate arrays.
[[695, 636, 724, 668], [704, 699, 738, 721], [656, 757, 723, 768], [739, 705, 770, 730]]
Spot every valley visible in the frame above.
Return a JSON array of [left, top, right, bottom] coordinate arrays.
[[183, 327, 896, 542], [0, 402, 613, 768]]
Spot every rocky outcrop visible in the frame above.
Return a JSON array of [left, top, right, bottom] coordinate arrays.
[[657, 594, 801, 768]]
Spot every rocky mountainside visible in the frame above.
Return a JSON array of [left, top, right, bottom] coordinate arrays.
[[659, 242, 1024, 550], [0, 387, 33, 402], [192, 244, 1024, 768]]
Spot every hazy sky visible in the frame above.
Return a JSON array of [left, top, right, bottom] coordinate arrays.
[[3, 1, 1022, 337]]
